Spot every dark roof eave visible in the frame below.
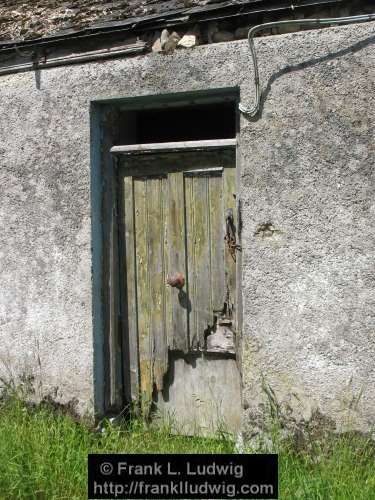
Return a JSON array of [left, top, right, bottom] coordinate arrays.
[[0, 0, 343, 51]]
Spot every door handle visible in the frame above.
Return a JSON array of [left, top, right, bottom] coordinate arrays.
[[166, 272, 185, 289]]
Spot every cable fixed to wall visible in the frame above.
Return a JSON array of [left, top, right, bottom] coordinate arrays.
[[239, 13, 375, 117]]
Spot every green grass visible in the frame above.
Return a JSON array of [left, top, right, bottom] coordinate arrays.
[[276, 432, 375, 499], [0, 396, 374, 499]]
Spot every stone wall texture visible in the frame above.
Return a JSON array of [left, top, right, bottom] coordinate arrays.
[[0, 22, 374, 428]]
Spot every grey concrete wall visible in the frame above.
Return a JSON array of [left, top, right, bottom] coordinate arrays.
[[0, 22, 373, 428]]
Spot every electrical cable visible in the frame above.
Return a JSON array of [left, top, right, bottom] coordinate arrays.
[[239, 13, 375, 117]]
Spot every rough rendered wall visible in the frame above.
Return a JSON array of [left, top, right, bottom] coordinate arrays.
[[0, 22, 373, 426], [240, 22, 374, 435], [0, 69, 94, 412]]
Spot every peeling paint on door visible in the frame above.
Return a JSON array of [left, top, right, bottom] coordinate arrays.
[[117, 149, 241, 434]]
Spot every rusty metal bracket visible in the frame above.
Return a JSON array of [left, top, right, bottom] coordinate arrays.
[[225, 208, 241, 261]]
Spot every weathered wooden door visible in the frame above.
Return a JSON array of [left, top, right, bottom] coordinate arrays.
[[118, 148, 240, 434]]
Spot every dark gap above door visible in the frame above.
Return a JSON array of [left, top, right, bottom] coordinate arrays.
[[116, 101, 236, 145]]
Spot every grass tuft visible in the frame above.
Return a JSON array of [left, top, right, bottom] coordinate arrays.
[[0, 395, 374, 499]]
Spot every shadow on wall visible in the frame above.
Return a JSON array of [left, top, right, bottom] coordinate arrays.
[[243, 33, 375, 121]]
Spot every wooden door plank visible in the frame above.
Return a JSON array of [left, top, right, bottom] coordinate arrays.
[[166, 171, 188, 353], [123, 175, 139, 402], [108, 185, 122, 409], [134, 178, 153, 403], [185, 175, 195, 348], [208, 174, 225, 315], [147, 177, 168, 391], [185, 175, 199, 350], [110, 139, 236, 155], [194, 175, 214, 348], [223, 167, 237, 319], [186, 174, 212, 350]]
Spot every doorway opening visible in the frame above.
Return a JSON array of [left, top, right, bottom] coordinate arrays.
[[91, 90, 241, 432], [115, 99, 237, 146]]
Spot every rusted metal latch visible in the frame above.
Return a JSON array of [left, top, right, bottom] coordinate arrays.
[[224, 208, 241, 261]]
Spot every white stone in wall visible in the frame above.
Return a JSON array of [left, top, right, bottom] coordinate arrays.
[[177, 34, 197, 48]]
